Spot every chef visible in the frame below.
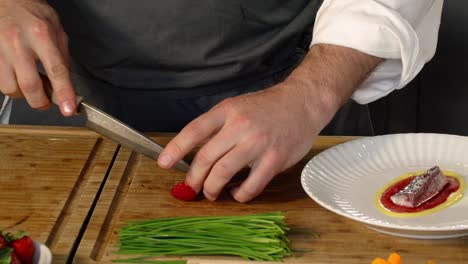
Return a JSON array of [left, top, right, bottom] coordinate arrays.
[[0, 1, 443, 202]]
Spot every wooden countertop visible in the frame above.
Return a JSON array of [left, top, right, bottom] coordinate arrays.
[[0, 125, 466, 264]]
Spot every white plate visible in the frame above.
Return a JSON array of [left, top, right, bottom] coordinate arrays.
[[301, 133, 468, 239], [33, 240, 52, 264]]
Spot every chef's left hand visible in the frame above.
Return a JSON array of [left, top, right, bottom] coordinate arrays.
[[158, 74, 336, 203], [158, 44, 381, 203]]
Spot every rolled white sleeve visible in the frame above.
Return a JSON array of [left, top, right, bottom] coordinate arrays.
[[311, 0, 444, 104]]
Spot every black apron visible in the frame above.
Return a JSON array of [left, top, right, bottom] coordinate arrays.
[[10, 1, 373, 135]]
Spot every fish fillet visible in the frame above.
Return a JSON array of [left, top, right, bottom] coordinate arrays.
[[390, 166, 448, 208]]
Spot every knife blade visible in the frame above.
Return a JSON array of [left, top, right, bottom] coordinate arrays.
[[41, 73, 190, 172]]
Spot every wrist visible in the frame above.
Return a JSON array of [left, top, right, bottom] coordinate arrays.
[[285, 44, 382, 127]]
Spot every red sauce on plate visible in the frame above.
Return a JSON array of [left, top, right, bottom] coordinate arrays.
[[380, 175, 460, 213]]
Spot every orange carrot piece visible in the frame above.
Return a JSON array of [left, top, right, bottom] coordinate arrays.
[[372, 257, 389, 264], [427, 260, 436, 264], [387, 252, 402, 264]]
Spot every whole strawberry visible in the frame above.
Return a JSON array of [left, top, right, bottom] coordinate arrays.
[[171, 182, 197, 201], [10, 253, 21, 264], [9, 231, 34, 264]]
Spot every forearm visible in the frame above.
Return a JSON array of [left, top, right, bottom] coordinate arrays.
[[312, 0, 443, 104], [283, 44, 382, 125]]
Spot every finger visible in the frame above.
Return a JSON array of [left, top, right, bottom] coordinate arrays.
[[29, 21, 75, 116], [230, 152, 282, 203], [201, 143, 257, 201], [0, 55, 21, 98], [158, 110, 224, 169], [184, 127, 239, 194], [42, 6, 71, 67], [10, 39, 50, 110], [57, 30, 70, 67]]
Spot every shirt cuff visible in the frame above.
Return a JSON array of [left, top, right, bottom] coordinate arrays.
[[311, 0, 443, 104]]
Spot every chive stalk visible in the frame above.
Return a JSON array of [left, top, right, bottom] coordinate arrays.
[[115, 211, 292, 261]]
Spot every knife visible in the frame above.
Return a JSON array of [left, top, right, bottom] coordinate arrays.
[[40, 73, 190, 173]]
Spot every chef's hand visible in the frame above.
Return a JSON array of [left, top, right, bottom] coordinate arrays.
[[159, 44, 382, 202], [0, 0, 75, 116]]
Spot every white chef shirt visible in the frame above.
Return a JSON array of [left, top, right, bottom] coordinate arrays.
[[312, 0, 444, 104]]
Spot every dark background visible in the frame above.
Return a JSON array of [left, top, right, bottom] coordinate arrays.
[[369, 1, 468, 136], [2, 1, 466, 136]]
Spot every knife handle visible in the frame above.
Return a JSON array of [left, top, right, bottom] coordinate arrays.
[[40, 72, 83, 113]]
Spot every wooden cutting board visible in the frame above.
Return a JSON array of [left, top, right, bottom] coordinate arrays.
[[72, 135, 468, 264], [2, 126, 466, 263], [0, 125, 118, 264]]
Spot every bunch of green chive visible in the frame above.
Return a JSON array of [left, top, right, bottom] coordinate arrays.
[[114, 211, 292, 262]]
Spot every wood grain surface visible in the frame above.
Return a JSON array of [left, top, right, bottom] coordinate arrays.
[[1, 126, 467, 264], [72, 135, 468, 264], [0, 125, 118, 263]]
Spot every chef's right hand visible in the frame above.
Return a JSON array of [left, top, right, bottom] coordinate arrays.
[[0, 0, 76, 116]]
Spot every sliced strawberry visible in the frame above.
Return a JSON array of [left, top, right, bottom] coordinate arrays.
[[171, 182, 197, 201], [10, 234, 34, 264]]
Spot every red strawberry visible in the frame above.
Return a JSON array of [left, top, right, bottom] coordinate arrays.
[[171, 182, 197, 201], [10, 253, 21, 264], [10, 233, 34, 264], [0, 235, 7, 250]]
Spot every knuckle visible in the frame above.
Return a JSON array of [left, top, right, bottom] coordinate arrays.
[[183, 121, 201, 136], [213, 160, 235, 180], [169, 141, 185, 158], [219, 97, 234, 107], [231, 114, 253, 130], [249, 129, 270, 146], [195, 148, 215, 166], [216, 97, 236, 112], [48, 63, 68, 79], [263, 150, 283, 169], [18, 79, 39, 93], [4, 24, 19, 44], [18, 78, 40, 94], [31, 19, 51, 39]]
